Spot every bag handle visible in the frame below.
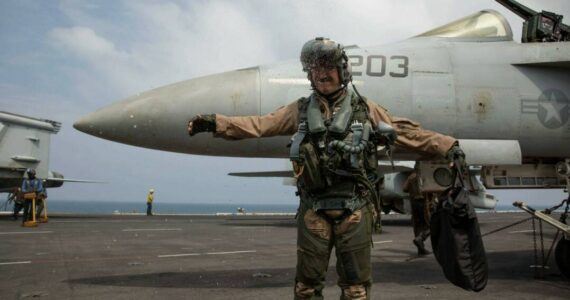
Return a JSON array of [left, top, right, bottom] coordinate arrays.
[[452, 159, 466, 188]]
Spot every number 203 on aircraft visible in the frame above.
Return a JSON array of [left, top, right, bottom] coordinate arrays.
[[349, 55, 409, 78]]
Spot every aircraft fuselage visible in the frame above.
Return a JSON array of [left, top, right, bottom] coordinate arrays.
[[74, 39, 570, 160]]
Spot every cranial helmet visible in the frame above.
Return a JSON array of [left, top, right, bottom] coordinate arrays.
[[300, 37, 352, 86]]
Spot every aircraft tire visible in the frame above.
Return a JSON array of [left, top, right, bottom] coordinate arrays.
[[555, 237, 570, 280]]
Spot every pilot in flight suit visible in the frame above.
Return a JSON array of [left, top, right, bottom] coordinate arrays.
[[188, 37, 464, 300]]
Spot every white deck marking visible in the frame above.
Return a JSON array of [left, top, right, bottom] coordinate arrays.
[[0, 261, 32, 266], [158, 253, 201, 258], [206, 250, 257, 255], [159, 250, 257, 258], [122, 228, 181, 232], [509, 230, 534, 234], [0, 231, 52, 235], [373, 240, 393, 244]]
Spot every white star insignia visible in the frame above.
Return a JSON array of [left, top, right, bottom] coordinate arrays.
[[539, 92, 567, 124]]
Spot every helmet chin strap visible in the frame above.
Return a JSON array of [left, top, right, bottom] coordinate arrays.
[[350, 81, 364, 102]]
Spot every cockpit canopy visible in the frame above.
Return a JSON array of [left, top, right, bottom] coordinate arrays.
[[417, 10, 513, 41]]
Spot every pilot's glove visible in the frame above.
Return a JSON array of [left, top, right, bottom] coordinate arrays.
[[188, 114, 216, 136], [447, 143, 467, 171]]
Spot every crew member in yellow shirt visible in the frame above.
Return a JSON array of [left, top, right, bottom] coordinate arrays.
[[146, 189, 154, 216]]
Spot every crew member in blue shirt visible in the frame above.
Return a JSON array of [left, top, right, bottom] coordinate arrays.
[[21, 168, 45, 224]]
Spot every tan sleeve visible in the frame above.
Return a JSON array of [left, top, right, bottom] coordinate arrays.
[[214, 101, 299, 140], [366, 100, 456, 158]]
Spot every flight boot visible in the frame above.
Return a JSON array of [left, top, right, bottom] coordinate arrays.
[[413, 233, 431, 256]]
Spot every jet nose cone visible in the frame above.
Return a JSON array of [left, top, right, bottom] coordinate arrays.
[[72, 97, 147, 145], [73, 112, 97, 135], [73, 67, 261, 154], [73, 104, 119, 139]]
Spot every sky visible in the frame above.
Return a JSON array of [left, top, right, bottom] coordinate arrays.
[[1, 0, 569, 206]]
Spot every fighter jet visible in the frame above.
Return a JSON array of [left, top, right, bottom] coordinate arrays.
[[0, 111, 99, 198], [74, 1, 570, 213]]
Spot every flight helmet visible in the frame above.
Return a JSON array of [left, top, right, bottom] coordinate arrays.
[[300, 37, 352, 86], [26, 168, 36, 179]]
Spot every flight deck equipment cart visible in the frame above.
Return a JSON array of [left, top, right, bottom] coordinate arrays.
[[513, 201, 570, 280], [513, 159, 570, 280]]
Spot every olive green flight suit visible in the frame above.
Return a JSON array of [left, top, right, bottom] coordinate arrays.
[[213, 89, 456, 299]]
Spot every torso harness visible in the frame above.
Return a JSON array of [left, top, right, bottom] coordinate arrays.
[[290, 89, 381, 221]]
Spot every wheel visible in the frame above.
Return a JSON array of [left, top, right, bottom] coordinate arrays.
[[555, 237, 570, 279]]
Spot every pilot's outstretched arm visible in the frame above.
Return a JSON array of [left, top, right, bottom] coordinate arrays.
[[188, 101, 299, 139], [215, 101, 299, 139], [366, 100, 457, 158]]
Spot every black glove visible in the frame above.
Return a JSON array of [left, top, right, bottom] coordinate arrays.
[[188, 114, 216, 136], [447, 144, 467, 172]]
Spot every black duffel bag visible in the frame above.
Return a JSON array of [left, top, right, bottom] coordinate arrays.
[[430, 168, 488, 292]]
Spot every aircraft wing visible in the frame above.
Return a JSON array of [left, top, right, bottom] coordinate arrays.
[[46, 177, 106, 183]]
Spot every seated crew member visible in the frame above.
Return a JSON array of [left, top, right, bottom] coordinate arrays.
[[20, 168, 45, 225]]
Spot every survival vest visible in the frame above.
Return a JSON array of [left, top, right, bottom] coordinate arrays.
[[290, 89, 380, 214]]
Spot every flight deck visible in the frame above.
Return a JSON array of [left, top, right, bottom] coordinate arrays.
[[0, 212, 568, 299]]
